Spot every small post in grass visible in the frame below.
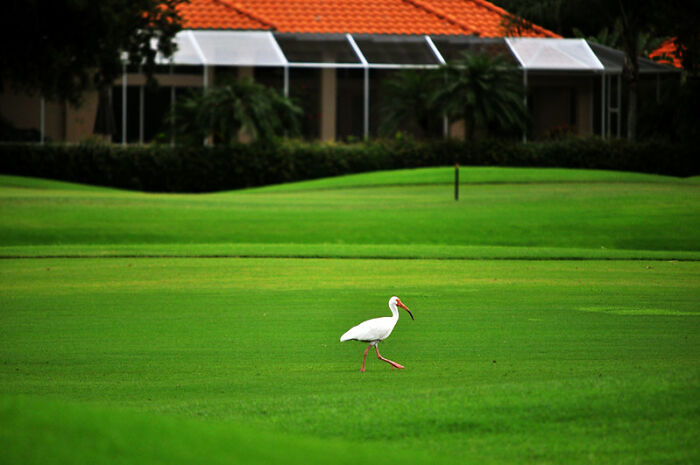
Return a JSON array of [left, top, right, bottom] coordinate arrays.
[[454, 162, 459, 201]]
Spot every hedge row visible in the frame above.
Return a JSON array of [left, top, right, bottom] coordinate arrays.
[[0, 138, 697, 192]]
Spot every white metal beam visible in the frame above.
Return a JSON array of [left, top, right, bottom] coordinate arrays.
[[616, 74, 621, 138], [346, 34, 368, 66], [424, 35, 446, 65], [188, 30, 207, 65], [601, 73, 606, 139], [122, 63, 127, 145], [268, 31, 289, 66], [139, 76, 144, 144], [170, 78, 176, 147], [522, 69, 528, 143], [346, 34, 370, 139], [40, 98, 45, 144]]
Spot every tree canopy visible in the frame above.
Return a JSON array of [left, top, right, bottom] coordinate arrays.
[[379, 70, 442, 139], [0, 0, 185, 105], [171, 77, 302, 146], [435, 52, 526, 141], [498, 0, 698, 74], [498, 0, 699, 139], [379, 52, 526, 141]]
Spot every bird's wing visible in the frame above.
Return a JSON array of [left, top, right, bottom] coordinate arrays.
[[340, 317, 393, 342]]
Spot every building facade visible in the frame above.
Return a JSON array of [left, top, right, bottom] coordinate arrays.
[[0, 0, 679, 144]]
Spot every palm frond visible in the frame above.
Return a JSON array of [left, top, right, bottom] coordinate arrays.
[[378, 69, 441, 138], [169, 77, 302, 146], [433, 51, 527, 139]]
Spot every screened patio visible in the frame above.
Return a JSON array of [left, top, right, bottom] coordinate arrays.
[[107, 31, 679, 144]]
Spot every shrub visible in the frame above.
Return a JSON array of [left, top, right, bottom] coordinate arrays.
[[0, 137, 696, 193]]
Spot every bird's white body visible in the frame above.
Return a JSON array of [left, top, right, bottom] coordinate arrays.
[[340, 296, 414, 372], [340, 314, 398, 345]]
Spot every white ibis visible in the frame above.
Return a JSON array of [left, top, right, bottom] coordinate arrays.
[[340, 296, 414, 372]]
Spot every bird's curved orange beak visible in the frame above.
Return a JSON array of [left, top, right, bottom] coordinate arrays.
[[396, 299, 414, 320]]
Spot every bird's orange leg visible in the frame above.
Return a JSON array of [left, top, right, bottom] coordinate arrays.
[[360, 345, 371, 372], [375, 346, 404, 369]]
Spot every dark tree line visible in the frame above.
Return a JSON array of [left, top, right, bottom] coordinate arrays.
[[0, 0, 185, 105], [497, 0, 700, 140]]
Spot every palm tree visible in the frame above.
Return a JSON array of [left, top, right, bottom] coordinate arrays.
[[500, 0, 687, 139], [378, 69, 441, 138], [434, 52, 527, 140], [573, 19, 666, 60], [171, 77, 302, 146]]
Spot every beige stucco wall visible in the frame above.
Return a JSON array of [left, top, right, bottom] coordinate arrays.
[[320, 68, 337, 141], [65, 91, 99, 142], [528, 75, 594, 138], [444, 75, 596, 141], [0, 88, 99, 143], [2, 69, 206, 144], [114, 73, 206, 88], [449, 120, 466, 140], [3, 69, 600, 144], [0, 91, 41, 133], [576, 81, 593, 135], [43, 99, 65, 141], [237, 67, 253, 80]]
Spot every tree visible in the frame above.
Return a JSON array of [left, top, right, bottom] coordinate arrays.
[[378, 69, 441, 139], [572, 19, 665, 58], [434, 52, 527, 141], [171, 77, 302, 146], [650, 0, 700, 77], [498, 0, 697, 140], [0, 0, 184, 105]]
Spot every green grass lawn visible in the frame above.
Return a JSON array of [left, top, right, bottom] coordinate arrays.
[[1, 258, 698, 464], [0, 167, 698, 464], [1, 167, 699, 256]]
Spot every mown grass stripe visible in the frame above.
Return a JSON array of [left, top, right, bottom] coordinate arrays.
[[2, 257, 698, 464], [1, 254, 699, 261]]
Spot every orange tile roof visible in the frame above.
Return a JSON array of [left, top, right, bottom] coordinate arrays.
[[649, 38, 682, 69], [178, 0, 273, 30], [427, 0, 559, 37], [177, 0, 558, 37]]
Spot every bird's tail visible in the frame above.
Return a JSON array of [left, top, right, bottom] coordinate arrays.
[[340, 329, 355, 342]]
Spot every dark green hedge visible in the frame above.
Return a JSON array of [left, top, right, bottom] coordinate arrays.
[[0, 138, 696, 192]]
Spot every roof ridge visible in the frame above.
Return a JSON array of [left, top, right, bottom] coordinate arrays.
[[212, 0, 277, 30], [467, 0, 561, 38], [401, 0, 476, 35], [468, 0, 508, 15]]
